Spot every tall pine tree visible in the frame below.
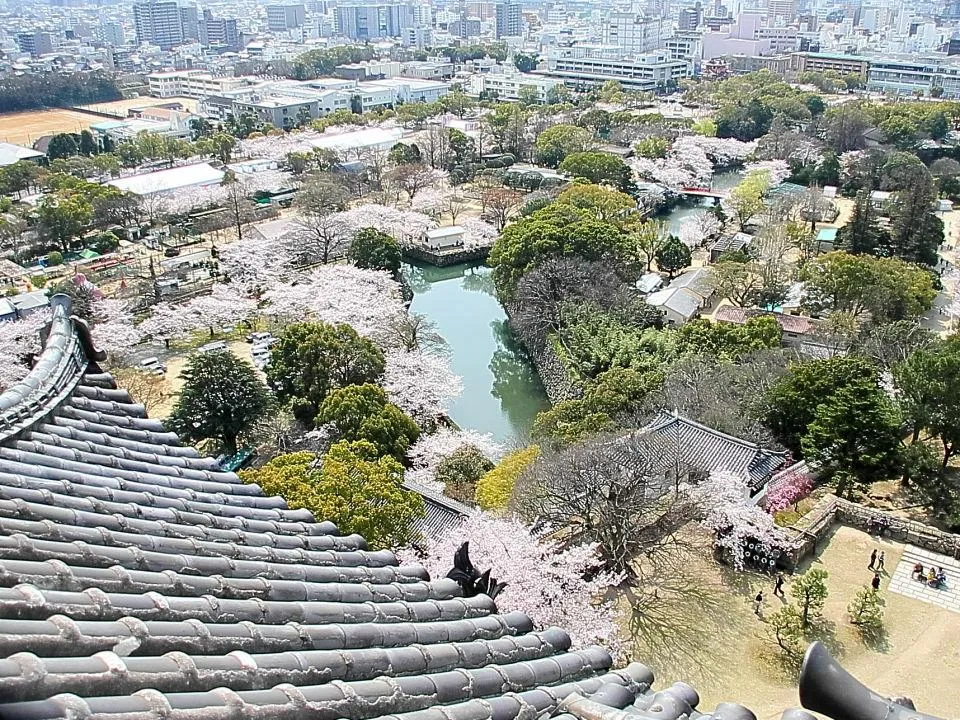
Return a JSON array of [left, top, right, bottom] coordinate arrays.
[[887, 170, 941, 266], [839, 189, 886, 255]]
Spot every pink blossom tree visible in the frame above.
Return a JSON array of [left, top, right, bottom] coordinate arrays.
[[382, 350, 463, 428], [695, 469, 788, 570], [742, 159, 791, 187], [0, 310, 50, 391], [403, 513, 627, 660], [764, 469, 815, 514], [405, 427, 504, 492], [90, 299, 145, 360]]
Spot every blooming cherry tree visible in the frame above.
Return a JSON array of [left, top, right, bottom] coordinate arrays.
[[695, 469, 788, 570], [764, 468, 814, 514], [742, 159, 791, 187], [404, 513, 627, 660], [382, 350, 463, 427], [405, 426, 504, 491], [0, 310, 51, 391], [328, 204, 436, 247], [460, 218, 499, 249], [90, 299, 145, 359], [678, 211, 721, 248]]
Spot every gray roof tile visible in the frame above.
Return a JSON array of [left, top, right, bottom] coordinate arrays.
[[0, 296, 776, 720]]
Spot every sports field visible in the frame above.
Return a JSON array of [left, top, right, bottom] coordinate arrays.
[[0, 108, 95, 147]]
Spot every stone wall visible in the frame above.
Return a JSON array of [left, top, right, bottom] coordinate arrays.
[[529, 340, 580, 405], [783, 496, 960, 569], [402, 246, 490, 267]]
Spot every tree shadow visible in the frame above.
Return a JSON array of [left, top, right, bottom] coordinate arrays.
[[808, 617, 846, 660]]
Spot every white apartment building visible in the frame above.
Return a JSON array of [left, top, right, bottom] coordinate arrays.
[[469, 69, 561, 102], [603, 11, 665, 54], [148, 70, 257, 98], [541, 50, 690, 91], [866, 55, 960, 98]]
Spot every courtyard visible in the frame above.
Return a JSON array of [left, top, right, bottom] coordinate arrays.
[[639, 526, 960, 720]]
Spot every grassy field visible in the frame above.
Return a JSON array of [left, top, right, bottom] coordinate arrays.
[[0, 108, 96, 146], [76, 96, 199, 115]]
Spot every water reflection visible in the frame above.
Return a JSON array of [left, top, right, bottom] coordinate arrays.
[[405, 262, 549, 443]]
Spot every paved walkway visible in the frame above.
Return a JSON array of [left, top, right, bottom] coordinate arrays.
[[889, 545, 960, 613]]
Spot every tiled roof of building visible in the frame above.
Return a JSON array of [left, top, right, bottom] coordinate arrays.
[[0, 296, 724, 720], [713, 306, 817, 336], [644, 410, 789, 491]]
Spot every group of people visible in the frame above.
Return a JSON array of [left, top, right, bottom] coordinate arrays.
[[912, 562, 948, 589], [867, 549, 886, 591], [753, 573, 787, 615]]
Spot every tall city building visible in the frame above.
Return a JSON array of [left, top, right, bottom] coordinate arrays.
[[179, 5, 199, 40], [199, 9, 240, 50], [133, 0, 185, 49], [266, 4, 306, 31], [16, 30, 55, 56], [603, 11, 665, 54], [495, 1, 522, 37], [679, 3, 702, 30], [335, 4, 411, 39], [100, 21, 125, 46], [767, 0, 796, 23]]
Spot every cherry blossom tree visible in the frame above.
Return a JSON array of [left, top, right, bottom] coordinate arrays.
[[460, 218, 499, 249], [327, 205, 436, 247], [694, 469, 788, 570], [218, 231, 289, 295], [742, 159, 791, 187], [678, 211, 722, 248], [90, 299, 145, 359], [763, 468, 814, 514], [406, 426, 505, 491], [262, 264, 406, 340], [139, 284, 257, 342], [0, 310, 50, 391], [382, 349, 463, 428], [403, 513, 627, 660]]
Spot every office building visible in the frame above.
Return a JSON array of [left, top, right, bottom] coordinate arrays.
[[470, 69, 561, 102], [679, 4, 702, 30], [100, 21, 125, 46], [790, 51, 870, 77], [266, 4, 306, 32], [133, 0, 185, 50], [335, 4, 411, 39], [542, 50, 690, 91], [603, 11, 665, 54], [179, 5, 199, 41], [16, 30, 56, 57], [495, 1, 522, 38], [199, 10, 241, 51]]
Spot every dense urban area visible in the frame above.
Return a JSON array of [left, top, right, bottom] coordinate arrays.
[[0, 0, 960, 717]]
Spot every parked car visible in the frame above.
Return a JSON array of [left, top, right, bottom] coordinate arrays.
[[140, 357, 166, 375], [198, 341, 228, 354], [246, 331, 272, 344]]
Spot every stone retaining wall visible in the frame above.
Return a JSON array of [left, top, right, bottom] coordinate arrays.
[[528, 341, 580, 405], [783, 496, 960, 569], [402, 246, 490, 267]]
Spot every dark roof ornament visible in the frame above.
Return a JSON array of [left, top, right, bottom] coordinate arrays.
[[793, 642, 941, 720], [447, 541, 506, 601]]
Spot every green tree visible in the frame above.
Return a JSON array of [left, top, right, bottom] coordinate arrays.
[[240, 445, 424, 549], [800, 252, 936, 322], [655, 236, 692, 278], [555, 183, 635, 223], [475, 446, 540, 510], [266, 322, 385, 422], [727, 170, 770, 228], [316, 383, 419, 460], [627, 219, 670, 272], [675, 316, 782, 359], [886, 172, 942, 266], [634, 136, 670, 159], [513, 51, 538, 72], [488, 203, 629, 297], [558, 152, 633, 192], [47, 133, 79, 160], [166, 351, 270, 455], [534, 124, 594, 167], [389, 142, 422, 165], [435, 445, 495, 504], [45, 251, 63, 266], [848, 587, 885, 643], [349, 227, 402, 275], [769, 604, 806, 666], [38, 193, 93, 252], [764, 356, 882, 455], [838, 189, 887, 255], [791, 568, 829, 629], [78, 130, 97, 156], [802, 384, 903, 497], [517, 85, 541, 106], [710, 260, 764, 307]]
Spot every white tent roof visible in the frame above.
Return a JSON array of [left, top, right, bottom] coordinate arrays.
[[107, 163, 225, 196]]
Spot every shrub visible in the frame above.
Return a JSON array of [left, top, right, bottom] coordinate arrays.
[[475, 445, 539, 510]]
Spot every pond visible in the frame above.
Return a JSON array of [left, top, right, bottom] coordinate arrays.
[[404, 262, 550, 444], [660, 170, 742, 235], [405, 171, 743, 442]]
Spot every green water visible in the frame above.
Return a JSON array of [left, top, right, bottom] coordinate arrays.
[[405, 262, 550, 443]]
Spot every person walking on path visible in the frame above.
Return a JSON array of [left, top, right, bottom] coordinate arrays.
[[754, 590, 764, 616], [877, 551, 885, 572], [872, 573, 881, 591], [774, 573, 785, 597], [868, 549, 877, 570]]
